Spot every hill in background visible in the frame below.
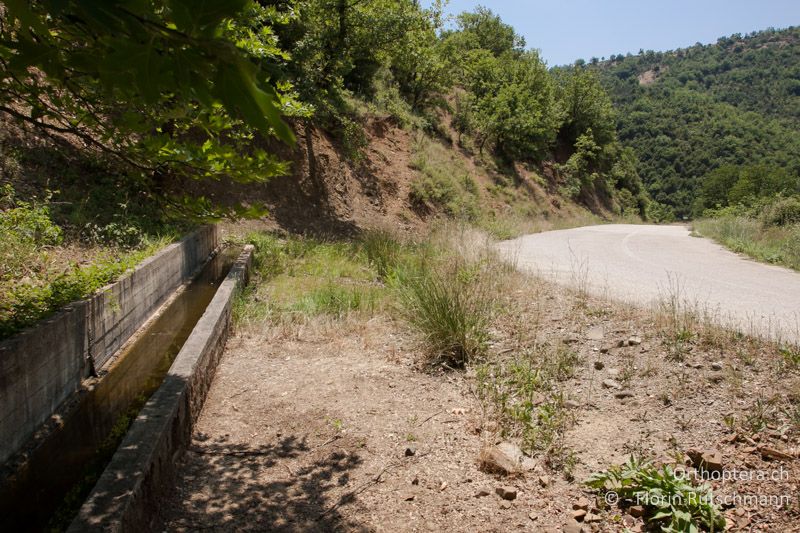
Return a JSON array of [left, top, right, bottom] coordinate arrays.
[[590, 26, 800, 216]]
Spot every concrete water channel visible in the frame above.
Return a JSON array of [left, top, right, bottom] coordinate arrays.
[[0, 246, 239, 532]]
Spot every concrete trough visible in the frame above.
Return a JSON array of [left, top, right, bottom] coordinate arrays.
[[0, 225, 218, 466], [69, 245, 254, 533]]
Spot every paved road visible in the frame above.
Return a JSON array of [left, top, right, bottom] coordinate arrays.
[[496, 224, 800, 344]]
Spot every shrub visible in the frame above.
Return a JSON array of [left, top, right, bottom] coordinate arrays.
[[0, 186, 63, 281], [760, 196, 800, 227]]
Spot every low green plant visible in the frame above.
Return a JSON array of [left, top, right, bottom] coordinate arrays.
[[586, 456, 726, 533], [0, 185, 63, 281], [409, 135, 480, 220], [475, 349, 577, 466], [694, 214, 800, 271], [780, 344, 800, 370]]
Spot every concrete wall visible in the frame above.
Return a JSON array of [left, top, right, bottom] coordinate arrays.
[[88, 226, 218, 370], [69, 245, 253, 533], [0, 226, 218, 465]]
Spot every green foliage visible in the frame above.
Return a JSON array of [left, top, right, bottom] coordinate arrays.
[[446, 6, 525, 58], [761, 196, 800, 227], [458, 51, 560, 160], [586, 457, 726, 533], [592, 27, 800, 216], [0, 185, 62, 281], [554, 67, 617, 149], [410, 136, 480, 219], [1, 0, 301, 214], [0, 185, 62, 246], [697, 164, 799, 213], [647, 201, 678, 223]]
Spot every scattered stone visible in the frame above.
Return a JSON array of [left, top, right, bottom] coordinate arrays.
[[405, 446, 417, 457], [586, 326, 604, 341], [622, 514, 636, 527], [627, 336, 642, 346], [497, 441, 525, 462], [401, 491, 416, 502], [758, 445, 794, 461], [538, 475, 551, 487], [599, 346, 611, 354], [562, 522, 585, 533], [439, 481, 448, 491], [593, 361, 605, 370], [615, 390, 634, 399], [602, 378, 622, 390], [499, 500, 513, 510], [628, 505, 645, 518], [687, 448, 724, 472], [411, 475, 419, 485], [584, 513, 601, 523], [573, 498, 591, 511], [565, 400, 581, 409], [572, 509, 587, 521], [475, 489, 491, 498], [529, 513, 538, 521], [496, 486, 518, 501], [711, 362, 723, 371], [563, 334, 580, 344], [617, 339, 628, 348], [478, 444, 519, 475], [606, 368, 620, 377]]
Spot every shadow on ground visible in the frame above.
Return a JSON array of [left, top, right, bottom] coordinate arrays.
[[163, 434, 367, 532]]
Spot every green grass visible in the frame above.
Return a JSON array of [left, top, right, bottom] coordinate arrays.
[[409, 134, 481, 220], [693, 216, 800, 271], [237, 226, 504, 370], [234, 232, 389, 328], [396, 261, 494, 367]]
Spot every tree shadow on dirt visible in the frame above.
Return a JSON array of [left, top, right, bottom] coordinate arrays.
[[162, 434, 367, 532]]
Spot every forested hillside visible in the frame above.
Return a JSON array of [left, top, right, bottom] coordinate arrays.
[[590, 26, 800, 217]]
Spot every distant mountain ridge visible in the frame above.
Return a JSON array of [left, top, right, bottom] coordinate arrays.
[[589, 26, 800, 216]]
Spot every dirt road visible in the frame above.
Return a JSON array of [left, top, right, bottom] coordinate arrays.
[[497, 224, 800, 344]]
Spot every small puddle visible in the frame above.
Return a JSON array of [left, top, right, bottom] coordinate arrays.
[[0, 246, 239, 532]]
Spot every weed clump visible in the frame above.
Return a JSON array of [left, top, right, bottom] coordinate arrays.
[[586, 456, 726, 532]]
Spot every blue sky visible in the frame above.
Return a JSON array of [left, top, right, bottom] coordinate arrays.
[[432, 0, 800, 66]]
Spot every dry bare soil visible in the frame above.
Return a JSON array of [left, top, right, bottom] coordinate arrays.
[[161, 235, 799, 532]]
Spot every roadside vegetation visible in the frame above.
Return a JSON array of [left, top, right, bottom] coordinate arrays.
[[691, 165, 800, 271]]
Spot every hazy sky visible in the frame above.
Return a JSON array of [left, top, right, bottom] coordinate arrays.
[[433, 0, 800, 66]]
